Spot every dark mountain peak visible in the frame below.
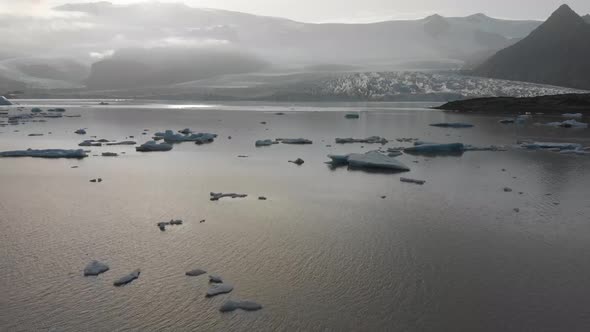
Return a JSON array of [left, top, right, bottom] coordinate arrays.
[[545, 4, 583, 24], [424, 14, 444, 21]]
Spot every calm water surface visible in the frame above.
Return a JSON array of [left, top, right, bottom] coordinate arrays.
[[1, 100, 590, 331]]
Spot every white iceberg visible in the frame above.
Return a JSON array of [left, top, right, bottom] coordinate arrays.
[[136, 141, 173, 152], [0, 149, 88, 158], [206, 283, 234, 297], [220, 300, 263, 312], [83, 260, 110, 276], [0, 96, 12, 105], [106, 141, 136, 146], [113, 269, 140, 286]]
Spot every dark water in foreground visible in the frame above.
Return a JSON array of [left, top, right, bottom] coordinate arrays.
[[1, 101, 590, 331]]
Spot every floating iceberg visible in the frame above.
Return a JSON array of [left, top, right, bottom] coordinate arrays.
[[31, 107, 42, 113], [404, 143, 465, 154], [220, 300, 263, 312], [521, 142, 582, 150], [75, 129, 87, 135], [102, 152, 118, 157], [0, 149, 87, 158], [400, 177, 425, 185], [83, 260, 110, 276], [562, 113, 583, 118], [429, 123, 473, 128], [542, 119, 588, 128], [113, 269, 140, 286], [210, 192, 247, 201], [289, 158, 304, 165], [136, 141, 173, 152], [255, 139, 275, 147], [279, 138, 313, 144], [345, 113, 359, 119], [335, 136, 388, 144], [209, 275, 223, 283], [0, 96, 12, 105], [498, 118, 515, 124], [186, 269, 207, 277], [79, 140, 102, 147], [106, 141, 136, 146], [328, 151, 410, 171], [559, 149, 590, 155], [206, 283, 234, 297], [156, 130, 217, 144]]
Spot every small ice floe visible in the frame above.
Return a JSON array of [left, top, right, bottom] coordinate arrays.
[[258, 196, 267, 200], [186, 269, 207, 277], [89, 178, 103, 183], [498, 119, 515, 124], [220, 300, 262, 312], [278, 138, 313, 144], [503, 187, 513, 192], [79, 140, 101, 147], [345, 113, 359, 119], [542, 119, 588, 128], [178, 128, 192, 135], [136, 141, 173, 152], [31, 107, 42, 113], [206, 283, 234, 297], [83, 260, 110, 276], [155, 130, 217, 144], [113, 269, 140, 286], [335, 136, 388, 144], [559, 149, 590, 155], [400, 177, 425, 185], [64, 115, 81, 118], [157, 219, 182, 231], [328, 151, 410, 171], [102, 152, 118, 157], [463, 145, 507, 152], [562, 113, 583, 118], [255, 139, 276, 147], [429, 123, 473, 128], [75, 129, 87, 135], [387, 151, 403, 157], [106, 141, 136, 146], [520, 142, 582, 151], [210, 192, 247, 201], [289, 158, 304, 165], [209, 275, 223, 283], [28, 133, 44, 136], [404, 143, 465, 155], [0, 149, 87, 158]]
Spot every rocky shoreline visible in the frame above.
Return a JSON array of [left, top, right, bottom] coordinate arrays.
[[434, 93, 590, 114]]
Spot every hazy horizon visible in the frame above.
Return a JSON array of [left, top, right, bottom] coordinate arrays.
[[3, 0, 590, 23]]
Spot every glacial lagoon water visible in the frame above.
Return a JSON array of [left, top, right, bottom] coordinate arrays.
[[1, 100, 590, 331]]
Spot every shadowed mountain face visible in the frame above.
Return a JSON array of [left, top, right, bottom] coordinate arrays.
[[583, 14, 590, 23], [474, 5, 590, 90], [0, 1, 544, 91], [86, 48, 269, 90]]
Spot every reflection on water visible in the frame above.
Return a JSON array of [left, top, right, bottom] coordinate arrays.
[[1, 101, 590, 331]]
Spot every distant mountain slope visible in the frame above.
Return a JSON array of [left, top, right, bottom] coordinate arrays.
[[474, 5, 590, 90], [583, 14, 590, 23]]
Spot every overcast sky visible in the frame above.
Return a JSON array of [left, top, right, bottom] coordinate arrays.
[[2, 0, 589, 22]]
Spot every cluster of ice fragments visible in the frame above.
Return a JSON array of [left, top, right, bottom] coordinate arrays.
[[0, 149, 87, 158]]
